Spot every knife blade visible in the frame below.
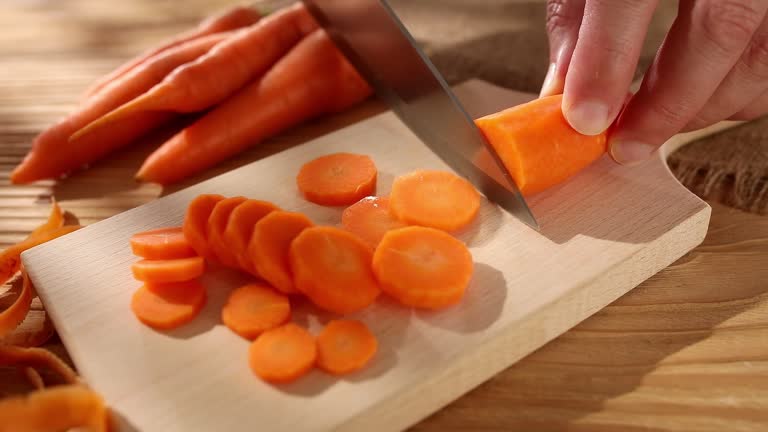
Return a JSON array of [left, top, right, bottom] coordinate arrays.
[[301, 0, 538, 229]]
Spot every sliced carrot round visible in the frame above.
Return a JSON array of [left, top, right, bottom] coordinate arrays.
[[183, 194, 225, 259], [341, 196, 407, 249], [248, 323, 317, 383], [372, 226, 473, 309], [131, 256, 205, 283], [296, 152, 377, 206], [289, 226, 380, 314], [316, 319, 377, 375], [389, 169, 481, 232], [221, 283, 290, 340], [130, 280, 206, 330], [130, 226, 196, 259], [207, 196, 248, 268], [248, 211, 313, 294], [222, 199, 280, 275]]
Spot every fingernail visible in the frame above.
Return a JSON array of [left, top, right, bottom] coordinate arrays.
[[539, 63, 559, 97], [564, 100, 611, 136], [609, 139, 656, 165]]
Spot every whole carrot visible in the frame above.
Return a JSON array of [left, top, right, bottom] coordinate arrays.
[[136, 29, 372, 184]]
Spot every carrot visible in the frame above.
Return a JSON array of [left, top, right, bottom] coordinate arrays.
[[0, 385, 109, 432], [316, 319, 377, 375], [28, 199, 64, 239], [248, 211, 313, 294], [222, 199, 280, 275], [10, 32, 231, 184], [248, 323, 317, 383], [296, 152, 377, 206], [389, 169, 481, 232], [206, 196, 248, 268], [0, 345, 79, 385], [0, 225, 81, 286], [182, 193, 225, 259], [77, 3, 318, 137], [81, 4, 262, 100], [289, 226, 381, 314], [341, 196, 407, 249], [474, 94, 608, 196], [130, 280, 206, 330], [131, 256, 205, 283], [135, 29, 372, 184], [221, 283, 291, 340], [0, 270, 33, 338], [130, 226, 196, 260], [372, 226, 473, 310]]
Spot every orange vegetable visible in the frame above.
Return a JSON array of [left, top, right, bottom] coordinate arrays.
[[221, 283, 291, 340], [131, 256, 205, 283], [248, 211, 313, 295], [289, 226, 380, 314], [248, 323, 317, 383], [182, 193, 225, 259], [341, 196, 407, 249], [129, 226, 196, 260], [0, 385, 109, 432], [372, 226, 473, 309], [0, 345, 79, 385], [206, 196, 248, 268], [316, 319, 377, 375], [135, 29, 372, 184], [130, 280, 207, 330], [222, 199, 280, 275], [296, 152, 377, 206], [389, 169, 481, 232], [0, 225, 82, 286], [0, 270, 34, 339], [28, 199, 64, 239], [474, 94, 608, 196]]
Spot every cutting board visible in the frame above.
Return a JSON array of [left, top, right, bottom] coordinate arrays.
[[22, 79, 724, 432]]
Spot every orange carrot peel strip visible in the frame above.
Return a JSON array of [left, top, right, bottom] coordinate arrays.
[[0, 384, 110, 432]]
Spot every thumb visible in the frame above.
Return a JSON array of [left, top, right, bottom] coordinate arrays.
[[540, 0, 586, 97]]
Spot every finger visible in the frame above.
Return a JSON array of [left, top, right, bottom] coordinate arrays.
[[731, 88, 768, 120], [561, 0, 658, 135], [539, 0, 586, 97], [610, 0, 765, 165], [685, 9, 768, 130]]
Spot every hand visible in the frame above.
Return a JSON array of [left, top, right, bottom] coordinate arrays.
[[540, 0, 768, 165]]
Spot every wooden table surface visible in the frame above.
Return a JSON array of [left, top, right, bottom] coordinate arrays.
[[1, 1, 767, 431]]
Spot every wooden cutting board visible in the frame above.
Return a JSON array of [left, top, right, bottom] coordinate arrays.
[[21, 79, 728, 432]]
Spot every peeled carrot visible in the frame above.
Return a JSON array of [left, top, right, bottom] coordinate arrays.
[[182, 193, 225, 259], [296, 152, 377, 206], [289, 226, 381, 314], [389, 169, 481, 232], [0, 270, 33, 338], [248, 323, 317, 383], [0, 385, 109, 432], [131, 256, 205, 283], [206, 196, 248, 268], [248, 211, 313, 294], [341, 196, 407, 249], [222, 199, 280, 275], [372, 226, 473, 309], [221, 283, 291, 340], [136, 29, 372, 184], [316, 319, 377, 375], [474, 94, 608, 196], [0, 225, 82, 286], [130, 280, 206, 330], [130, 226, 196, 260]]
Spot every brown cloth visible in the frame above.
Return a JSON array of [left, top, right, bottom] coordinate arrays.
[[391, 0, 767, 214]]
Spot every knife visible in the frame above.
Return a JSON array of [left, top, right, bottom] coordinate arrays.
[[300, 0, 538, 229]]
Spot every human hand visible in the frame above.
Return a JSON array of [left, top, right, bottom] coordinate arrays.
[[540, 0, 768, 165]]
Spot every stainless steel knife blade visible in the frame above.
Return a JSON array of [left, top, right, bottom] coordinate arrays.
[[301, 0, 538, 229]]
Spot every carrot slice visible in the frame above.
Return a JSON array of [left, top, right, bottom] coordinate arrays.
[[221, 283, 291, 340], [289, 226, 381, 314], [296, 152, 377, 206], [130, 226, 196, 260], [248, 211, 313, 294], [222, 199, 280, 275], [0, 270, 34, 339], [474, 94, 608, 196], [341, 196, 407, 249], [0, 225, 81, 286], [131, 256, 205, 283], [207, 196, 248, 268], [372, 226, 473, 309], [316, 319, 377, 375], [389, 169, 481, 232], [248, 323, 317, 383], [130, 280, 206, 330], [182, 193, 225, 259], [0, 385, 109, 432]]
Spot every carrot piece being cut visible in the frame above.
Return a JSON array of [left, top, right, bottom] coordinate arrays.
[[248, 211, 313, 294], [372, 226, 473, 310], [0, 385, 109, 432], [341, 196, 407, 249], [474, 94, 608, 196], [248, 323, 317, 383], [131, 256, 205, 283], [130, 226, 196, 260], [389, 169, 481, 232], [206, 196, 248, 268], [296, 152, 377, 206], [182, 193, 225, 259], [221, 283, 291, 340], [289, 226, 381, 314], [222, 199, 280, 275], [316, 319, 377, 375], [130, 280, 206, 330]]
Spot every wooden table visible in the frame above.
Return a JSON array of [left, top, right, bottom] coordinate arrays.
[[1, 1, 767, 430]]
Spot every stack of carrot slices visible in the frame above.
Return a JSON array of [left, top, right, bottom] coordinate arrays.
[[128, 151, 479, 384]]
